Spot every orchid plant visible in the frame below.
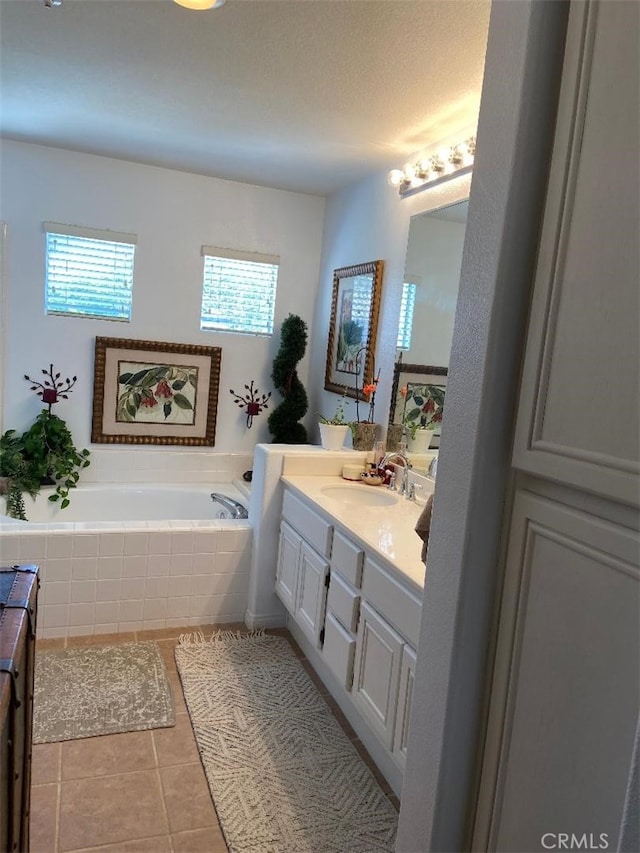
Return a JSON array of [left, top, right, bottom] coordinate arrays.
[[353, 347, 381, 424]]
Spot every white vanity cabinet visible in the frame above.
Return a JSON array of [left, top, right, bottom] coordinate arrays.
[[321, 530, 363, 690], [349, 554, 422, 753], [275, 491, 333, 648], [276, 482, 423, 796]]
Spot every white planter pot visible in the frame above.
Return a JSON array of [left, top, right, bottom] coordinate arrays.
[[407, 429, 437, 453], [319, 423, 350, 451]]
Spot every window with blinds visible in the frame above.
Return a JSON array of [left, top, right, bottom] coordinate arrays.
[[200, 247, 279, 335], [44, 222, 136, 321], [397, 282, 417, 350]]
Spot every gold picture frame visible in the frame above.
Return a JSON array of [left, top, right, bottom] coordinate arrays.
[[92, 337, 221, 446], [324, 259, 384, 399]]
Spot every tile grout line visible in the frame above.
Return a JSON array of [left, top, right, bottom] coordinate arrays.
[[55, 740, 63, 853], [54, 779, 61, 853], [150, 697, 175, 852]]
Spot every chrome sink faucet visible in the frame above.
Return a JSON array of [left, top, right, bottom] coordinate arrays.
[[380, 442, 411, 497]]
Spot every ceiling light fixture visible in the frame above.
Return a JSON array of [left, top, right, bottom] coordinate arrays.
[[389, 137, 476, 198], [173, 0, 226, 9]]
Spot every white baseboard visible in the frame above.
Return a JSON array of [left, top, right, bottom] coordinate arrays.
[[244, 608, 287, 630]]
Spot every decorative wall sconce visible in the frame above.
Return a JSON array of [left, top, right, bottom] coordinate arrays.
[[388, 137, 476, 198], [229, 381, 271, 429]]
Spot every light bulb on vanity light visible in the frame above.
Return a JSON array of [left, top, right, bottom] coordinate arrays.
[[388, 170, 406, 188], [174, 0, 226, 9]]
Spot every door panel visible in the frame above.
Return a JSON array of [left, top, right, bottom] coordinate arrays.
[[352, 601, 404, 749], [275, 521, 301, 615], [512, 0, 640, 507], [485, 492, 639, 851], [295, 542, 329, 648]]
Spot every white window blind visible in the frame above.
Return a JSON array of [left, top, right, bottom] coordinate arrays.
[[397, 282, 417, 350], [200, 247, 279, 335], [44, 222, 136, 321]]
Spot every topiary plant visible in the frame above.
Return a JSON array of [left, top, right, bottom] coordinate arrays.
[[267, 314, 309, 444]]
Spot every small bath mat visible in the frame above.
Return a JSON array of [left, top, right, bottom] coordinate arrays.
[[175, 631, 398, 853], [33, 641, 175, 743]]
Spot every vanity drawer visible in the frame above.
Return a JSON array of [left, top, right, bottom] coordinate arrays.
[[362, 557, 422, 648], [282, 490, 333, 558], [330, 530, 364, 588], [322, 611, 356, 691], [327, 571, 360, 634]]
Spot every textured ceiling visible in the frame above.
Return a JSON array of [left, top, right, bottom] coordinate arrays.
[[0, 0, 490, 196]]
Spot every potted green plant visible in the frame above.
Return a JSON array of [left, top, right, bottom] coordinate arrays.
[[318, 394, 351, 450], [0, 365, 90, 520]]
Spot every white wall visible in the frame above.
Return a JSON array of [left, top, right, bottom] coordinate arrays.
[[0, 140, 325, 451], [404, 215, 466, 366], [308, 169, 473, 438]]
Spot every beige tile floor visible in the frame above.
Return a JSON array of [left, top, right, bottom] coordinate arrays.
[[30, 624, 399, 853]]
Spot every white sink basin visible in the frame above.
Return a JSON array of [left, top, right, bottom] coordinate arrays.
[[319, 484, 398, 507]]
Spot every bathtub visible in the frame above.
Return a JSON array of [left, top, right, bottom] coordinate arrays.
[[5, 483, 248, 524], [0, 481, 252, 640]]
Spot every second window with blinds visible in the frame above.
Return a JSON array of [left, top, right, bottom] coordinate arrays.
[[200, 247, 280, 336]]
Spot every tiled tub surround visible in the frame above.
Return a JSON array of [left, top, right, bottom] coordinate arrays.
[[0, 519, 252, 640], [0, 448, 254, 639]]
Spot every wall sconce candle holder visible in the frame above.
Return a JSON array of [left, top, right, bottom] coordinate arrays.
[[389, 137, 476, 198], [229, 381, 271, 429]]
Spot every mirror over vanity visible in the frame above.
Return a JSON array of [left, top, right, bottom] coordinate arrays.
[[387, 197, 469, 459]]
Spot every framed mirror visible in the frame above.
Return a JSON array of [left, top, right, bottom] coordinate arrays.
[[324, 259, 384, 399]]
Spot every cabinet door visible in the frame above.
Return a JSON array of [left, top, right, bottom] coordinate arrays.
[[322, 611, 356, 691], [392, 644, 417, 771], [295, 541, 329, 648], [352, 601, 404, 749], [275, 521, 301, 615]]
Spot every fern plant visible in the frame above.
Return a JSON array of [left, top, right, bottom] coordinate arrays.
[[0, 411, 90, 520]]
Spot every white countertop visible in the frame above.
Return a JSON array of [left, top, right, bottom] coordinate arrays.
[[281, 474, 432, 594]]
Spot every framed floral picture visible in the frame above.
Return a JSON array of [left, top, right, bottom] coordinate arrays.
[[324, 259, 384, 399], [92, 337, 221, 445]]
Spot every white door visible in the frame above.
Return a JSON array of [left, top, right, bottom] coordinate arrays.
[[275, 521, 301, 615], [473, 2, 640, 849], [352, 601, 404, 749], [295, 541, 329, 647]]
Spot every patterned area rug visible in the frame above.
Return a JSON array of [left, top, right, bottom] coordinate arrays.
[[175, 632, 398, 853], [34, 641, 175, 743]]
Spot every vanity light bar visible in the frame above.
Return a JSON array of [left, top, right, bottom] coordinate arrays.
[[389, 137, 476, 198]]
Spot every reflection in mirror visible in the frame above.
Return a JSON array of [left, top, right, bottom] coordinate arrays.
[[388, 199, 468, 458], [398, 200, 468, 365], [388, 363, 448, 451]]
